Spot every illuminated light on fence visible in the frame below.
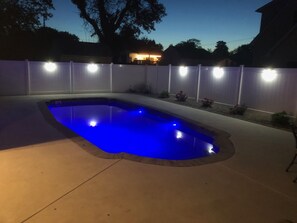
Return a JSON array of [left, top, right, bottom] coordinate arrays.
[[87, 63, 99, 73], [261, 68, 277, 82], [179, 66, 188, 77], [213, 67, 224, 79], [44, 62, 57, 72]]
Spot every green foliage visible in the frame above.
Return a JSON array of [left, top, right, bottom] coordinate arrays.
[[0, 0, 54, 36], [271, 111, 290, 127], [128, 83, 152, 94], [158, 91, 169, 98], [212, 41, 229, 60], [231, 44, 253, 66], [71, 0, 166, 55], [201, 98, 214, 108], [174, 39, 212, 60], [230, 104, 247, 115], [175, 91, 188, 102], [0, 27, 80, 60]]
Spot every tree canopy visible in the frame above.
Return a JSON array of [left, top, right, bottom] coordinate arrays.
[[71, 0, 166, 54], [212, 41, 229, 60], [0, 0, 54, 36]]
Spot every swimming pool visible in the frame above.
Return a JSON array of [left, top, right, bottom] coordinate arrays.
[[47, 98, 221, 161]]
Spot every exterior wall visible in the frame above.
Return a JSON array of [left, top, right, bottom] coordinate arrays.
[[1, 60, 297, 115], [253, 0, 297, 67]]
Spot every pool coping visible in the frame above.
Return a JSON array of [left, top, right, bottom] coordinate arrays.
[[38, 97, 235, 167]]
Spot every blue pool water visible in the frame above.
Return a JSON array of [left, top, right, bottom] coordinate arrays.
[[48, 100, 219, 160]]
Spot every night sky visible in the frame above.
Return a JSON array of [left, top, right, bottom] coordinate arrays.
[[47, 0, 271, 50]]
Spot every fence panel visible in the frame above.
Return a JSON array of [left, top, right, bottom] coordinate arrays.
[[147, 65, 169, 94], [170, 66, 198, 98], [72, 63, 110, 93], [199, 66, 241, 105], [0, 60, 27, 96], [241, 68, 297, 114], [112, 64, 146, 92], [29, 61, 70, 94], [1, 59, 297, 115]]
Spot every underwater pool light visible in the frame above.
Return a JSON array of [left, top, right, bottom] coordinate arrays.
[[208, 144, 215, 154], [89, 120, 98, 127], [176, 130, 183, 139]]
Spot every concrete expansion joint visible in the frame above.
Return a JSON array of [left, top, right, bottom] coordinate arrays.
[[219, 163, 297, 203], [20, 159, 122, 223]]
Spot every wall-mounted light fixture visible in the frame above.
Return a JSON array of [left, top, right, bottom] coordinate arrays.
[[87, 63, 99, 73], [213, 67, 224, 79], [261, 68, 277, 82], [179, 66, 188, 77], [44, 62, 57, 72]]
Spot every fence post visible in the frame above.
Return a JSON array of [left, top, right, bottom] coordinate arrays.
[[69, 61, 73, 94], [237, 65, 244, 105], [145, 64, 148, 86], [110, 63, 113, 92], [26, 60, 31, 95], [196, 64, 201, 102], [168, 64, 172, 94], [156, 64, 159, 94]]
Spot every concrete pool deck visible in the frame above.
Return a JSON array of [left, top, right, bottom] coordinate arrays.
[[0, 93, 296, 223]]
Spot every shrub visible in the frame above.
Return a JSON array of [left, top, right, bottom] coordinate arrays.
[[201, 98, 214, 108], [158, 91, 170, 98], [230, 104, 247, 115], [127, 83, 152, 94], [175, 90, 188, 102], [271, 111, 290, 127]]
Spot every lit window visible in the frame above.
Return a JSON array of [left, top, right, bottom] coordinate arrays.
[[261, 68, 277, 82], [44, 62, 57, 72], [179, 66, 188, 77], [87, 63, 99, 73], [129, 53, 161, 64], [213, 67, 224, 79]]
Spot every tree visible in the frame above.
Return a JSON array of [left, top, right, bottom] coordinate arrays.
[[0, 0, 54, 36], [212, 41, 229, 60], [174, 39, 211, 60], [175, 39, 202, 58], [71, 0, 166, 54], [231, 44, 253, 66]]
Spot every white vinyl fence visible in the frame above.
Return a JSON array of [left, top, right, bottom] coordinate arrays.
[[0, 60, 297, 115]]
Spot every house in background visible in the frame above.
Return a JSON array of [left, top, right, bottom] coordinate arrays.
[[251, 0, 297, 67], [129, 52, 162, 64]]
